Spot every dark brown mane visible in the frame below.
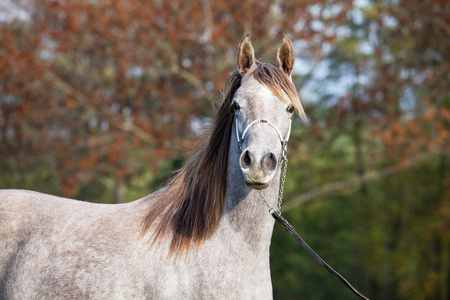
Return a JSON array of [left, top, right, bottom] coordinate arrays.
[[141, 63, 304, 256], [141, 69, 240, 255]]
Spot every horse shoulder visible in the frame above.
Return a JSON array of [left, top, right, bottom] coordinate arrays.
[[0, 189, 153, 299]]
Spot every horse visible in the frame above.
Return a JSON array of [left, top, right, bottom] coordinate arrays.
[[0, 35, 305, 299]]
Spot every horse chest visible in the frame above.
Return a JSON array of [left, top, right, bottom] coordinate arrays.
[[146, 252, 272, 299]]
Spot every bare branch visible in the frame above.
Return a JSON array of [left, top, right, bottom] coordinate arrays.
[[43, 71, 156, 146], [282, 151, 440, 212], [168, 63, 217, 103]]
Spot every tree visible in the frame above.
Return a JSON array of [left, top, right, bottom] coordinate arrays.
[[274, 0, 449, 298]]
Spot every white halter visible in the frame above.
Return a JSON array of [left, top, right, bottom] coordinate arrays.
[[235, 117, 292, 157]]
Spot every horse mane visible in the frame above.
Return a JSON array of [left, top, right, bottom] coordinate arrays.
[[141, 62, 304, 256]]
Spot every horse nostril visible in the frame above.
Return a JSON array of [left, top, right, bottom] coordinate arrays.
[[262, 152, 277, 172], [241, 150, 252, 169]]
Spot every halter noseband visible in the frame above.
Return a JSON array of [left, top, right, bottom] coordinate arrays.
[[235, 117, 291, 158]]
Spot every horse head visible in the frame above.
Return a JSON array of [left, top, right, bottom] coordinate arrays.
[[233, 35, 304, 190]]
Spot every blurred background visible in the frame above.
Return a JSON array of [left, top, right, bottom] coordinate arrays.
[[0, 0, 449, 299]]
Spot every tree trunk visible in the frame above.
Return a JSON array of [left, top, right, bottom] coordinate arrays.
[[113, 177, 127, 203]]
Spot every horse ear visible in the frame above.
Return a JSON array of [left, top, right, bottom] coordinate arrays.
[[277, 35, 295, 76], [237, 34, 255, 75]]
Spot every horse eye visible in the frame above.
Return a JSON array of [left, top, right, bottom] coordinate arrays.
[[232, 101, 241, 111], [286, 105, 294, 113]]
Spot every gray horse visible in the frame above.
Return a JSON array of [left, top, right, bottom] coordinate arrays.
[[0, 35, 305, 299]]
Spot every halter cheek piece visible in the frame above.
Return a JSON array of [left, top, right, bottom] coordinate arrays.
[[235, 117, 292, 160]]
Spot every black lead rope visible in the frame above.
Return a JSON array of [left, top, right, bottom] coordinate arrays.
[[271, 211, 370, 300]]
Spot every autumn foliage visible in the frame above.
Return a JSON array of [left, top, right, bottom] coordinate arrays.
[[1, 0, 343, 197]]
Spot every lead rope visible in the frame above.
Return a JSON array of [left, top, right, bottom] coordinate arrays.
[[258, 150, 370, 300]]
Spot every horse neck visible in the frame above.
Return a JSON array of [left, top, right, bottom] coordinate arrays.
[[221, 131, 280, 252]]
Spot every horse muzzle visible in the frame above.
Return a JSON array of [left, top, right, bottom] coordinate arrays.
[[240, 149, 277, 190]]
